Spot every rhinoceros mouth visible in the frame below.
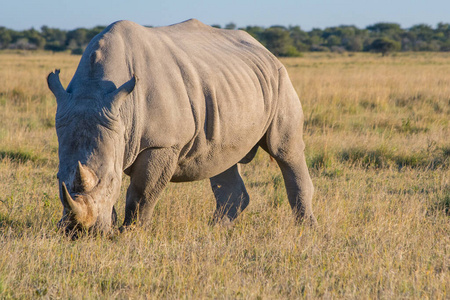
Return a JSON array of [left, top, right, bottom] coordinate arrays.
[[58, 161, 99, 227]]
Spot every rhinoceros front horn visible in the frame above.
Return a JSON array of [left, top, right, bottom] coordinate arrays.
[[74, 161, 98, 192], [61, 182, 86, 219]]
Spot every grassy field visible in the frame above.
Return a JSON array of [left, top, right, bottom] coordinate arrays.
[[0, 51, 449, 299]]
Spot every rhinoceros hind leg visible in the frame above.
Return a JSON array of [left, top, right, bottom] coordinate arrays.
[[123, 148, 178, 228], [209, 164, 250, 224]]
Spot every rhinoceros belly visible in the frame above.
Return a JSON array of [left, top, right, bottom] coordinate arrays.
[[171, 112, 267, 182]]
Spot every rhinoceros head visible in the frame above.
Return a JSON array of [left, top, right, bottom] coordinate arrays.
[[47, 69, 136, 234]]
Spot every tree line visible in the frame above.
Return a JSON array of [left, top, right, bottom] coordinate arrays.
[[1, 22, 450, 56]]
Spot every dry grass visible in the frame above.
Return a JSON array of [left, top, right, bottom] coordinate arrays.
[[0, 51, 449, 299]]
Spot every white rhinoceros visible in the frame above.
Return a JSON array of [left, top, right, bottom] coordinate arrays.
[[47, 19, 317, 233]]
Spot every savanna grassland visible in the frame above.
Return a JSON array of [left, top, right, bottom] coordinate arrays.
[[0, 51, 449, 299]]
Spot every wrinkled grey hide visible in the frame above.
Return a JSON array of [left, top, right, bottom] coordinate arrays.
[[47, 19, 317, 233]]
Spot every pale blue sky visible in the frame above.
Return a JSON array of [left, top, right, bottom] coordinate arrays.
[[1, 0, 449, 30]]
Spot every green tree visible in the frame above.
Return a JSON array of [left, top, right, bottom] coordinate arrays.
[[326, 35, 341, 47], [261, 27, 300, 57], [409, 24, 434, 41], [87, 26, 106, 41], [367, 23, 402, 42], [41, 26, 66, 51], [342, 36, 363, 51], [436, 22, 450, 40], [367, 23, 401, 34], [368, 38, 400, 56], [225, 23, 236, 30], [66, 28, 88, 48], [244, 26, 265, 40], [289, 26, 309, 52], [22, 28, 45, 49], [408, 24, 435, 50], [0, 27, 12, 49]]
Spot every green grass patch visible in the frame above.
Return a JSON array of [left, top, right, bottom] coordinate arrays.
[[0, 149, 40, 163], [0, 212, 15, 229], [308, 145, 449, 170], [397, 118, 428, 134], [429, 185, 450, 216], [307, 150, 334, 169], [339, 146, 392, 168]]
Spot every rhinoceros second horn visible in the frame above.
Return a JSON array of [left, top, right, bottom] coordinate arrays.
[[75, 161, 98, 192]]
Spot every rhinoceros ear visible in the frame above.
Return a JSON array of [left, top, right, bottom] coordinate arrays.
[[47, 69, 69, 101], [107, 75, 137, 116]]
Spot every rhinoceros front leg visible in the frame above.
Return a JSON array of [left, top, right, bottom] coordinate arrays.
[[261, 134, 317, 226], [210, 164, 250, 224], [275, 151, 317, 226], [123, 148, 178, 228]]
